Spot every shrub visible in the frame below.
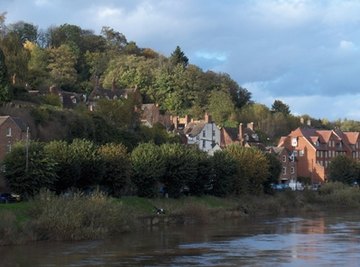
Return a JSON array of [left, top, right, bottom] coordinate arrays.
[[28, 190, 135, 241]]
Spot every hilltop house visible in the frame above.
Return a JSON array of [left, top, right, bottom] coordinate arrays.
[[183, 113, 221, 155], [277, 126, 360, 183], [221, 122, 265, 150]]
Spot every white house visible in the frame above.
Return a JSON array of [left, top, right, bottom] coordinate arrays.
[[183, 114, 221, 155]]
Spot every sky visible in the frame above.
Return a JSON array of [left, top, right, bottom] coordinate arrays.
[[1, 0, 360, 121]]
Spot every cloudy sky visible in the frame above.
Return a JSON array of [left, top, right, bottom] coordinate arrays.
[[1, 0, 360, 121]]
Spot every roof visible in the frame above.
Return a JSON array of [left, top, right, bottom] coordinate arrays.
[[184, 121, 206, 137], [223, 127, 238, 141], [0, 116, 27, 131]]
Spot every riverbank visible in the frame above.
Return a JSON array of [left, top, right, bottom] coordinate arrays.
[[1, 182, 360, 245]]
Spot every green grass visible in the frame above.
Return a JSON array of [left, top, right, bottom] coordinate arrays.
[[0, 202, 31, 223]]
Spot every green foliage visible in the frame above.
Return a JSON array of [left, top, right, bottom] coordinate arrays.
[[160, 143, 198, 198], [98, 143, 132, 196], [225, 145, 269, 195], [131, 143, 165, 197], [328, 155, 359, 185], [3, 142, 58, 198], [271, 99, 291, 115], [210, 150, 237, 196], [170, 45, 189, 67], [44, 139, 103, 192], [207, 90, 235, 125], [186, 148, 212, 196], [263, 153, 282, 193], [48, 44, 78, 88]]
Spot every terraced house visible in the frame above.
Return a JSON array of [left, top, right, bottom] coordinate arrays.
[[277, 126, 360, 184]]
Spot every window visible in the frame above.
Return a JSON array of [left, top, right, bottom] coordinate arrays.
[[212, 130, 215, 137], [202, 140, 206, 148], [282, 167, 287, 175], [6, 144, 11, 153], [6, 127, 11, 137], [299, 150, 304, 157], [282, 155, 286, 162], [202, 131, 205, 138], [290, 167, 295, 174]]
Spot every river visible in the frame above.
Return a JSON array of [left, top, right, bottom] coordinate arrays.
[[1, 211, 360, 266]]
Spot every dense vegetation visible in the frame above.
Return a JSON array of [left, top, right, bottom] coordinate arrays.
[[1, 13, 360, 199]]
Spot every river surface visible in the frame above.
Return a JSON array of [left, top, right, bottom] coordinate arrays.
[[1, 211, 360, 266]]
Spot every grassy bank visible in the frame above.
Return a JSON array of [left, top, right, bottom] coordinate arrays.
[[1, 182, 360, 245]]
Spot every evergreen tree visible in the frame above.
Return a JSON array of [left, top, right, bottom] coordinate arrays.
[[170, 45, 189, 67]]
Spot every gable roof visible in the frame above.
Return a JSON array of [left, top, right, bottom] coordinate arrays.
[[184, 121, 206, 137], [0, 116, 27, 132]]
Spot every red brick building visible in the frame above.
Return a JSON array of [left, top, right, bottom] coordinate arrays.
[[0, 116, 28, 162], [277, 127, 360, 183]]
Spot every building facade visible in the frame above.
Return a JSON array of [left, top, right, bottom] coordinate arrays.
[[277, 127, 360, 183]]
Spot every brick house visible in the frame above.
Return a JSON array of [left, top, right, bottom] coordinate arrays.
[[277, 126, 360, 183], [221, 122, 265, 150], [140, 103, 173, 130], [268, 146, 297, 183], [0, 116, 29, 191], [0, 116, 29, 162]]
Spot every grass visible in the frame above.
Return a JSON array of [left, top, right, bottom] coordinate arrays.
[[2, 183, 360, 245]]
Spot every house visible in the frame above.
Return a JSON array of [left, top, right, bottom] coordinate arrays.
[[277, 126, 360, 183], [140, 104, 172, 129], [87, 86, 142, 111], [0, 116, 29, 192], [268, 146, 297, 183], [221, 122, 265, 150], [49, 85, 86, 109], [183, 113, 221, 155], [0, 116, 29, 162]]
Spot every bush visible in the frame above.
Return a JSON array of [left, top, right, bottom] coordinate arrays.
[[28, 190, 135, 241]]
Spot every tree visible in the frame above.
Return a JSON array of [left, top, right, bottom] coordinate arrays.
[[7, 21, 38, 43], [170, 45, 188, 67], [160, 143, 197, 198], [271, 100, 291, 115], [98, 143, 131, 196], [0, 47, 10, 101], [44, 139, 102, 192], [48, 44, 78, 88], [207, 90, 235, 125], [225, 145, 269, 195], [131, 143, 165, 197], [263, 153, 282, 193], [3, 142, 58, 198], [328, 155, 358, 185], [210, 150, 237, 196]]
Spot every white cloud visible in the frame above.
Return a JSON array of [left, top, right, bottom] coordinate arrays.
[[339, 40, 357, 51], [195, 51, 227, 62]]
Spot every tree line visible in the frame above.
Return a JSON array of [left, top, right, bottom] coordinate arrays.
[[3, 140, 281, 199]]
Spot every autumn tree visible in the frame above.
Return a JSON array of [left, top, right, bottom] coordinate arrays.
[[48, 44, 78, 88]]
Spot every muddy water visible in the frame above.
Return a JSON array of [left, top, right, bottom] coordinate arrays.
[[1, 211, 360, 266]]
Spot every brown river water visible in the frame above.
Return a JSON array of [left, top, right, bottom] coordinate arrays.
[[1, 211, 360, 266]]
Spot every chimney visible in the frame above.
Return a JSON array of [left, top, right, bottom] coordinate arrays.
[[185, 115, 191, 124], [205, 112, 212, 123], [247, 122, 254, 131], [172, 116, 178, 129], [238, 123, 244, 141]]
